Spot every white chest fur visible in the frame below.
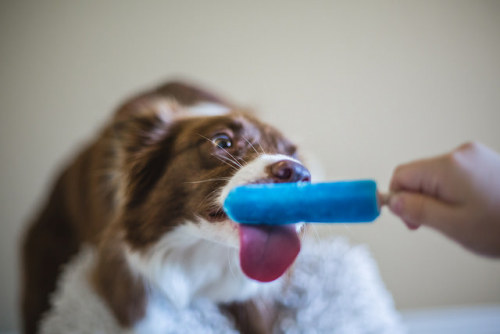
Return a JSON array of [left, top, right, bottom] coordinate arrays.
[[40, 244, 261, 334], [41, 237, 404, 334], [125, 223, 283, 309]]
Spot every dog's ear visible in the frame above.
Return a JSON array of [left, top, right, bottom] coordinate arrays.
[[113, 80, 232, 150], [111, 81, 231, 209], [114, 80, 232, 121], [111, 96, 176, 209], [113, 95, 176, 149]]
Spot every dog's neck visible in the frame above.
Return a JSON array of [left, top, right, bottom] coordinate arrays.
[[125, 222, 282, 309]]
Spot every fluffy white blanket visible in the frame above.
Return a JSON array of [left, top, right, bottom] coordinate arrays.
[[40, 237, 405, 333]]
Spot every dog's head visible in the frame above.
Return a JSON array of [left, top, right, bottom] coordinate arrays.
[[111, 82, 310, 285]]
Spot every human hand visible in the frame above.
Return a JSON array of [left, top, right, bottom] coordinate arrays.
[[388, 142, 500, 257]]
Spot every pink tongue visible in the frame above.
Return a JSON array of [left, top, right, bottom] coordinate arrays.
[[239, 224, 300, 282]]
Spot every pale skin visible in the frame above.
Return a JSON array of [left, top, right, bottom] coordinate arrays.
[[387, 142, 500, 257]]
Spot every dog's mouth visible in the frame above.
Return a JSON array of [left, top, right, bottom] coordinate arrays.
[[208, 208, 228, 222], [207, 205, 300, 283]]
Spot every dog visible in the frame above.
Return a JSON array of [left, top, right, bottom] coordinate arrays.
[[21, 81, 403, 334]]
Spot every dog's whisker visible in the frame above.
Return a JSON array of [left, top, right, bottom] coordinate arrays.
[[257, 140, 266, 155], [185, 177, 232, 184], [209, 152, 238, 169], [197, 133, 244, 168], [219, 154, 245, 169], [210, 154, 239, 171], [243, 136, 259, 155], [219, 148, 244, 168]]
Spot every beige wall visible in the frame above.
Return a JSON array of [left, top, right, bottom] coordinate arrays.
[[1, 0, 500, 330]]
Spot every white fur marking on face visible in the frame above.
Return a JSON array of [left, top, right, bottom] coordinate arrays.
[[186, 102, 230, 117], [218, 154, 305, 233], [218, 154, 301, 205]]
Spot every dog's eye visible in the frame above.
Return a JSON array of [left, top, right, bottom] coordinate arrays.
[[211, 134, 232, 149]]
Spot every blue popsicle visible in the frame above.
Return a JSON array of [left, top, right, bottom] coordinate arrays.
[[223, 180, 381, 224]]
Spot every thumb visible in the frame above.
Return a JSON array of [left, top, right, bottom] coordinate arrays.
[[388, 192, 457, 231]]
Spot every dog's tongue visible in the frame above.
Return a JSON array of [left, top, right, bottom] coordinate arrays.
[[239, 224, 300, 282]]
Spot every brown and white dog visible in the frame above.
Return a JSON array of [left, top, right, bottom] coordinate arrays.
[[22, 81, 403, 334], [21, 81, 313, 333]]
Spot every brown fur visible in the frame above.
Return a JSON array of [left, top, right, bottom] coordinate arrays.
[[92, 231, 147, 327], [21, 81, 299, 333], [221, 300, 279, 334]]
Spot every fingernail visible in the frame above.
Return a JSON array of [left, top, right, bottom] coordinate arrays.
[[388, 194, 403, 216]]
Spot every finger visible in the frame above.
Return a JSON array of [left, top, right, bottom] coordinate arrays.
[[389, 156, 448, 196], [388, 192, 457, 231]]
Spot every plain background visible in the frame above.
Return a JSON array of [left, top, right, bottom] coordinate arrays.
[[1, 0, 499, 331]]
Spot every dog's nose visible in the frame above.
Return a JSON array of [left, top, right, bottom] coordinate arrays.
[[268, 160, 311, 183]]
